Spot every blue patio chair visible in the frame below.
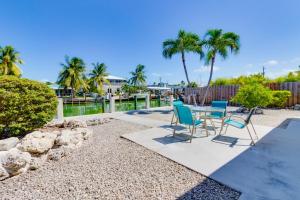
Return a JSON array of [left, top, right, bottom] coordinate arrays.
[[206, 101, 228, 133], [221, 107, 259, 146], [173, 105, 204, 143], [171, 100, 183, 126]]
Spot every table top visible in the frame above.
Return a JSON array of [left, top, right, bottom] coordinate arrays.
[[187, 105, 225, 113]]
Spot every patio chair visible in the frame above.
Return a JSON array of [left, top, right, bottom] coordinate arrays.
[[173, 105, 204, 143], [170, 100, 183, 126], [221, 107, 259, 146], [206, 101, 228, 133]]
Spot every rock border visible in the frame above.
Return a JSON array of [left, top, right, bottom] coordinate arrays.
[[0, 118, 110, 180]]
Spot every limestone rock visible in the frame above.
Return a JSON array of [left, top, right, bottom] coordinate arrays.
[[1, 148, 31, 176], [0, 164, 9, 180], [73, 128, 93, 140], [64, 120, 87, 129], [48, 147, 72, 161], [294, 104, 300, 110], [0, 137, 19, 151], [45, 119, 64, 128], [29, 153, 48, 170], [55, 129, 84, 148], [17, 131, 57, 154]]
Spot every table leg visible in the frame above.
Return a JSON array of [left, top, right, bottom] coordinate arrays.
[[204, 118, 209, 137]]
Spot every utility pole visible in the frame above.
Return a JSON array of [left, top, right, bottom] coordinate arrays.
[[262, 66, 266, 77]]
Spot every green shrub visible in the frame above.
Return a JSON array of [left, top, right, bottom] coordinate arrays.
[[231, 83, 273, 109], [187, 81, 198, 88], [270, 90, 291, 108], [0, 76, 58, 138]]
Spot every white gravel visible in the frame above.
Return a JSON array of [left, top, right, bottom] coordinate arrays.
[[0, 119, 240, 199]]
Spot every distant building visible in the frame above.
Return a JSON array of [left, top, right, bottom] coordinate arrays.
[[147, 82, 185, 95], [49, 75, 127, 97], [104, 75, 127, 94]]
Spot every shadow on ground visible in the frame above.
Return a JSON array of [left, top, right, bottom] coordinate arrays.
[[125, 109, 172, 115], [177, 117, 300, 199]]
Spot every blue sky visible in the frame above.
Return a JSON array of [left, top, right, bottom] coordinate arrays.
[[1, 0, 300, 85]]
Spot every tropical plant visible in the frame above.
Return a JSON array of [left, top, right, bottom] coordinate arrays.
[[129, 64, 147, 86], [269, 90, 291, 108], [201, 29, 240, 105], [211, 73, 270, 86], [231, 83, 272, 109], [82, 75, 90, 101], [57, 56, 86, 100], [121, 83, 148, 95], [162, 30, 204, 85], [0, 76, 57, 139], [89, 62, 110, 96], [180, 80, 186, 86], [187, 81, 198, 88], [0, 46, 24, 77], [274, 71, 300, 83]]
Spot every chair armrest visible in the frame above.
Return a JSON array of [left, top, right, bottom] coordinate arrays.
[[225, 114, 246, 122]]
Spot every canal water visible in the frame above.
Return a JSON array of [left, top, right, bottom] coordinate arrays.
[[63, 99, 170, 117]]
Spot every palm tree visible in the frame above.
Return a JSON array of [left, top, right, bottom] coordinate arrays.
[[82, 75, 90, 102], [201, 29, 240, 106], [57, 56, 86, 101], [162, 30, 204, 85], [0, 46, 24, 77], [89, 62, 110, 96], [129, 64, 147, 86]]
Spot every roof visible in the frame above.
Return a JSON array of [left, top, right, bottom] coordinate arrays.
[[106, 75, 126, 81]]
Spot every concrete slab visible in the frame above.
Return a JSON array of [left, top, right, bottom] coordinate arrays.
[[122, 120, 300, 200]]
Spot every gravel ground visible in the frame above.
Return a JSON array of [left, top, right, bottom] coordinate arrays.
[[0, 119, 240, 200], [130, 107, 300, 128]]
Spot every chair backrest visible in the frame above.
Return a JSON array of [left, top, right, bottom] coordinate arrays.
[[245, 107, 257, 124], [176, 105, 194, 126], [211, 101, 228, 117], [173, 100, 183, 119], [173, 100, 183, 107]]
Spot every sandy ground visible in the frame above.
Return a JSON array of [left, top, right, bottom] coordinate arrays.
[[0, 120, 240, 200], [127, 107, 300, 128]]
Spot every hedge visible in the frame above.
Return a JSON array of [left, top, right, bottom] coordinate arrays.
[[0, 76, 58, 139]]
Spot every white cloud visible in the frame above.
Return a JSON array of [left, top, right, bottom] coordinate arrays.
[[193, 66, 220, 73], [267, 69, 295, 79], [263, 60, 279, 66]]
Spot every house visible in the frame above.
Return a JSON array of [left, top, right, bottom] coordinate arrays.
[[104, 75, 127, 94]]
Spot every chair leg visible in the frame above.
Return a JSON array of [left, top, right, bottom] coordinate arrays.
[[173, 121, 177, 136], [190, 125, 195, 143], [246, 125, 255, 146], [224, 124, 229, 135], [171, 113, 175, 125], [219, 118, 225, 135], [250, 120, 259, 140], [210, 119, 217, 135]]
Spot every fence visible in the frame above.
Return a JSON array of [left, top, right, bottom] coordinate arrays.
[[184, 82, 300, 107]]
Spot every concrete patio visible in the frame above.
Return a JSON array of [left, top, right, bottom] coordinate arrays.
[[121, 110, 300, 200]]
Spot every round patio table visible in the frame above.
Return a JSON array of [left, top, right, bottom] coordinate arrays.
[[188, 106, 226, 136]]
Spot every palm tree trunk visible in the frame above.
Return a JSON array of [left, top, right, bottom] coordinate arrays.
[[181, 51, 191, 85], [71, 87, 74, 104], [201, 56, 215, 106]]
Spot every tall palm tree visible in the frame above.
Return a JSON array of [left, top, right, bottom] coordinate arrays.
[[162, 30, 204, 85], [129, 64, 147, 86], [57, 56, 86, 101], [0, 46, 24, 77], [201, 29, 240, 105], [89, 62, 110, 96], [82, 75, 90, 102]]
